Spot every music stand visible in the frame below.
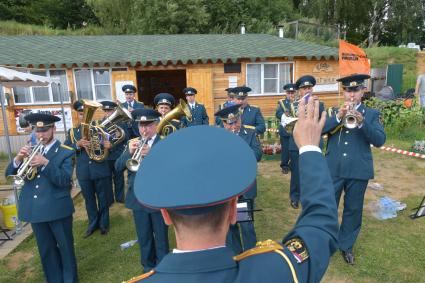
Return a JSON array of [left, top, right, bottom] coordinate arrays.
[[236, 198, 262, 223], [410, 196, 425, 219]]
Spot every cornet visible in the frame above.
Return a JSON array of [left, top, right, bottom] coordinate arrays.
[[126, 138, 149, 172], [342, 98, 358, 129], [8, 139, 44, 187]]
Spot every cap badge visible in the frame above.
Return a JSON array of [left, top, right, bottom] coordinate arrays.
[[140, 116, 147, 121], [36, 121, 44, 127]]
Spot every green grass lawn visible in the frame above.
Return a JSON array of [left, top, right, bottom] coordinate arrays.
[[1, 150, 424, 282]]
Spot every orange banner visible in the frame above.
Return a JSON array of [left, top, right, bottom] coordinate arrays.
[[339, 40, 370, 76]]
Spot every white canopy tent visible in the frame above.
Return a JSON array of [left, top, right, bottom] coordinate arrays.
[[0, 66, 67, 161]]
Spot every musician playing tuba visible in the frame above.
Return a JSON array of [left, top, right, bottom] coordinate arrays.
[[115, 108, 169, 272], [98, 100, 131, 204], [275, 83, 297, 175], [5, 113, 78, 283], [64, 100, 111, 238]]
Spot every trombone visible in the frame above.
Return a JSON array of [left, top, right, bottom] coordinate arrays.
[[126, 138, 149, 172]]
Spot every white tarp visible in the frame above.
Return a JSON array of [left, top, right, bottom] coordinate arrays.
[[0, 66, 59, 87]]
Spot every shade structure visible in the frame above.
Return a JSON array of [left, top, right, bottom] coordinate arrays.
[[0, 66, 59, 87], [0, 66, 66, 161]]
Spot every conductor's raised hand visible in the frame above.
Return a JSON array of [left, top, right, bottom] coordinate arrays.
[[293, 96, 326, 148]]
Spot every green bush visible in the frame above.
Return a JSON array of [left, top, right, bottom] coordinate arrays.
[[365, 97, 425, 139]]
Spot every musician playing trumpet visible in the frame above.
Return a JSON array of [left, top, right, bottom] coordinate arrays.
[[6, 113, 78, 283], [323, 74, 386, 265], [115, 109, 169, 272]]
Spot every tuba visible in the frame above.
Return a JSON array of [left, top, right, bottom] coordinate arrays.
[[342, 99, 358, 129], [8, 138, 44, 187], [157, 99, 192, 136], [79, 99, 109, 162], [126, 138, 149, 172], [92, 104, 132, 148]]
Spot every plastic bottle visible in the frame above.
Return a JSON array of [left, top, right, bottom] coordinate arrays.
[[120, 239, 138, 250]]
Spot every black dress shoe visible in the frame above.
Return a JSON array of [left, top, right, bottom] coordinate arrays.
[[100, 228, 109, 235], [281, 167, 289, 174], [83, 230, 94, 239], [290, 200, 299, 209], [342, 251, 355, 264]]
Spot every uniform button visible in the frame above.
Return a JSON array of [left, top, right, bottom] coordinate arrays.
[[35, 185, 39, 188], [34, 195, 37, 199], [345, 130, 349, 134], [37, 175, 40, 178], [345, 142, 348, 145], [343, 153, 347, 157], [89, 161, 92, 164]]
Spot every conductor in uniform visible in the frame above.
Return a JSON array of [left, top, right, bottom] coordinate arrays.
[[6, 113, 78, 283], [233, 86, 266, 135], [275, 83, 297, 174], [121, 84, 144, 139], [323, 74, 386, 264], [215, 104, 262, 254], [65, 101, 111, 237], [115, 109, 169, 272], [181, 87, 209, 126], [124, 97, 338, 283]]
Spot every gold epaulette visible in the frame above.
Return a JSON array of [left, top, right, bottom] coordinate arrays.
[[171, 119, 180, 122], [123, 270, 155, 283], [60, 144, 74, 151], [234, 239, 301, 283], [233, 239, 283, 261], [243, 124, 256, 130]]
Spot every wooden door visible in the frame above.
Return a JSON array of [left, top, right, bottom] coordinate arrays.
[[111, 69, 137, 103], [186, 66, 213, 125]]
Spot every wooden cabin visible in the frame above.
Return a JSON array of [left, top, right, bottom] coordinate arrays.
[[0, 34, 339, 151]]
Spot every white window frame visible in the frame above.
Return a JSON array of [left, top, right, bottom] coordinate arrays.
[[73, 68, 113, 101], [246, 62, 295, 96], [12, 69, 70, 105]]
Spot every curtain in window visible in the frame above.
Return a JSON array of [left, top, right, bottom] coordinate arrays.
[[247, 64, 261, 94], [264, 64, 278, 93], [75, 69, 93, 100], [279, 63, 293, 91], [29, 71, 49, 102], [13, 87, 31, 103], [50, 70, 70, 102], [93, 69, 111, 100]]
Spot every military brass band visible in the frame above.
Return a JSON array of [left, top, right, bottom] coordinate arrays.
[[6, 74, 386, 283]]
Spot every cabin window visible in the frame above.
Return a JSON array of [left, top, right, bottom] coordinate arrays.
[[13, 69, 70, 105], [246, 62, 294, 95], [74, 68, 112, 101]]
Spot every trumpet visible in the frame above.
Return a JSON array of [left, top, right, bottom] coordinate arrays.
[[126, 138, 149, 172], [8, 139, 44, 187], [342, 99, 358, 129]]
